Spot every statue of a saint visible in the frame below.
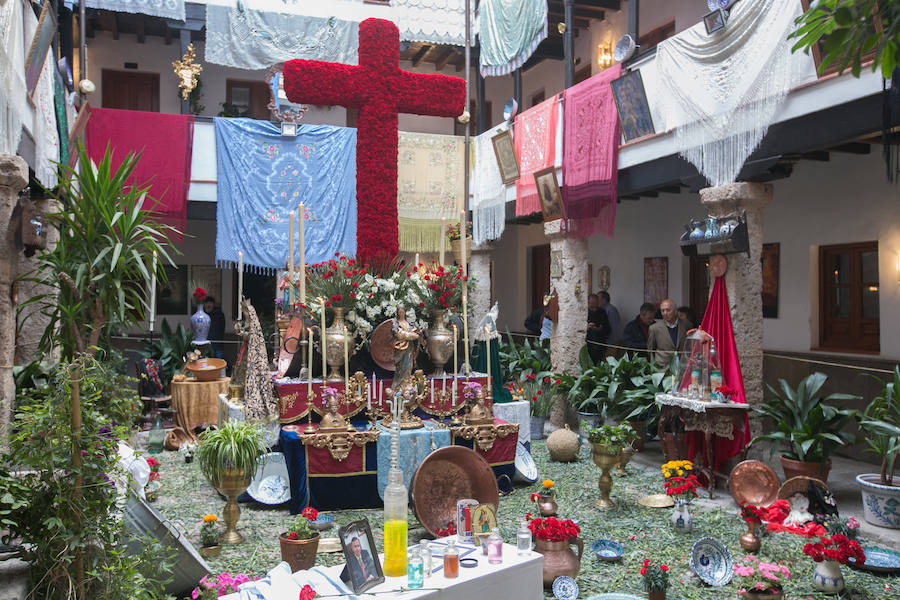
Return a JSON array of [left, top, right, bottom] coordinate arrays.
[[391, 307, 422, 388], [318, 390, 348, 431]]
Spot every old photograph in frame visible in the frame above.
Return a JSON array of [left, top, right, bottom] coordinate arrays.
[[338, 519, 384, 593], [610, 70, 656, 143], [534, 166, 564, 222], [25, 0, 58, 96], [491, 128, 520, 184], [643, 257, 668, 307]]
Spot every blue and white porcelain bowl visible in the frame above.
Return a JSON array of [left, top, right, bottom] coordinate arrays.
[[552, 576, 579, 600], [848, 546, 900, 574], [690, 537, 733, 586], [591, 539, 624, 562], [246, 452, 290, 505]]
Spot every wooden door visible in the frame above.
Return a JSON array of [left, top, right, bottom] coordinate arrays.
[[531, 244, 551, 314], [102, 69, 160, 112], [819, 242, 880, 352]]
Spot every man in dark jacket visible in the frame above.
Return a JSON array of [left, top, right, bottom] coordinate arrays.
[[587, 293, 611, 363], [203, 296, 226, 359], [623, 303, 657, 359]]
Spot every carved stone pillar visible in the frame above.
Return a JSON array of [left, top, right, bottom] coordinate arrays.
[[544, 220, 587, 428], [16, 197, 60, 364], [699, 182, 772, 441], [0, 155, 29, 447]]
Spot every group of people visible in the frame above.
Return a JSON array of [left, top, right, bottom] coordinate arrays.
[[525, 293, 696, 370]]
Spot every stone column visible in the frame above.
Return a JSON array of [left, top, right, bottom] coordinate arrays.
[[468, 241, 493, 325], [699, 182, 772, 441], [544, 220, 587, 429], [0, 155, 29, 447], [16, 197, 60, 364]]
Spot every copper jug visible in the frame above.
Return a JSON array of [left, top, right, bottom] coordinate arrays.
[[534, 537, 584, 587]]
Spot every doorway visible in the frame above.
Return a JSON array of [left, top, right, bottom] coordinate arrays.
[[530, 244, 551, 315], [688, 255, 709, 326], [102, 69, 160, 112]]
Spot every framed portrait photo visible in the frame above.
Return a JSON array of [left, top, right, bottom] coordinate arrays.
[[610, 70, 656, 143], [338, 520, 384, 593], [534, 166, 564, 222], [491, 128, 520, 185], [25, 0, 58, 97]]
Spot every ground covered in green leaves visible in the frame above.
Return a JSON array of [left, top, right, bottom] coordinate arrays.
[[153, 441, 899, 599]]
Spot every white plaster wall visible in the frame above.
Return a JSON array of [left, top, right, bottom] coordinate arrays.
[[491, 222, 549, 333], [638, 0, 708, 37]]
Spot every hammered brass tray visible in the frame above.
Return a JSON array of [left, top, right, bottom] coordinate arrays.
[[411, 446, 498, 537]]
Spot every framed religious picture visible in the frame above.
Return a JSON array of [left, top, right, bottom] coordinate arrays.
[[643, 257, 668, 307], [491, 128, 520, 184], [534, 167, 564, 222], [761, 243, 780, 318], [25, 0, 58, 96], [338, 520, 384, 593], [610, 70, 656, 143]]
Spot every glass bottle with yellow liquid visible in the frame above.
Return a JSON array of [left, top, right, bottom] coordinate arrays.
[[382, 393, 408, 577]]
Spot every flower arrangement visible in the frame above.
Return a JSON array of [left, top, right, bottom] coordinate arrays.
[[200, 514, 220, 547], [146, 457, 161, 482], [716, 384, 737, 401], [299, 584, 317, 600], [824, 515, 861, 540], [530, 479, 555, 502], [526, 515, 580, 542], [283, 507, 318, 540], [420, 264, 465, 313], [733, 555, 791, 596], [193, 287, 207, 303], [435, 520, 457, 537], [446, 220, 472, 241], [512, 374, 555, 417], [739, 501, 766, 525], [640, 558, 669, 593], [462, 381, 482, 402], [305, 254, 369, 312], [803, 534, 865, 565], [191, 572, 254, 599], [661, 460, 699, 502]]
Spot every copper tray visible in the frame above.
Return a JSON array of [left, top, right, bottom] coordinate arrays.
[[369, 319, 396, 372], [277, 316, 304, 377], [411, 446, 498, 537], [729, 460, 780, 507]]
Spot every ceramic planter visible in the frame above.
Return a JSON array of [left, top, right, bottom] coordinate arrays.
[[857, 473, 900, 529], [780, 455, 831, 482], [812, 559, 844, 594], [530, 416, 546, 440], [670, 501, 692, 533]]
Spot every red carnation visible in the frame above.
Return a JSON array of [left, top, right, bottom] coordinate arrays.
[[299, 584, 316, 600]]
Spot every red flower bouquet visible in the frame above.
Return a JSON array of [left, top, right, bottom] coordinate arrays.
[[420, 264, 465, 313], [193, 287, 207, 302], [663, 473, 700, 502], [739, 501, 766, 525], [803, 534, 866, 565], [306, 254, 368, 311], [527, 515, 580, 542]]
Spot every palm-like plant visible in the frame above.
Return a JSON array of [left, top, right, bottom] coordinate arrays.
[[859, 367, 900, 486], [25, 141, 178, 359], [752, 373, 858, 463]]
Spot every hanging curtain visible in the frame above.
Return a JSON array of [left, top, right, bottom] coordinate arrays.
[[478, 0, 547, 77], [655, 0, 801, 187], [514, 94, 559, 216], [396, 131, 465, 253], [0, 0, 25, 155], [561, 64, 622, 238], [24, 8, 59, 188], [63, 0, 185, 21], [472, 123, 508, 245], [214, 118, 357, 272]]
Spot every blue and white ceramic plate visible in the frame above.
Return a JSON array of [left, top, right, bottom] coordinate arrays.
[[584, 594, 644, 600], [514, 442, 538, 483], [552, 576, 579, 600], [848, 546, 900, 574], [247, 452, 290, 505], [310, 513, 335, 531], [690, 537, 733, 586], [591, 539, 624, 562]]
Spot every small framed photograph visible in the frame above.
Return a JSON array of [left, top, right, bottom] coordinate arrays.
[[491, 128, 520, 185], [338, 520, 383, 593], [534, 166, 564, 222], [25, 0, 58, 96]]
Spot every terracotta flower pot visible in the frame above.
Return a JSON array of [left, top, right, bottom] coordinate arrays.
[[780, 455, 831, 483], [648, 590, 666, 600], [534, 537, 584, 588], [279, 533, 320, 573]]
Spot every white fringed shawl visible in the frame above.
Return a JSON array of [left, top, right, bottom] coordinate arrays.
[[472, 124, 508, 245]]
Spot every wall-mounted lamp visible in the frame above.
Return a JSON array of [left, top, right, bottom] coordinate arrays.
[[597, 43, 613, 69]]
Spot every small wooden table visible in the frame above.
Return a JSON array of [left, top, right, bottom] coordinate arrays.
[[171, 377, 230, 439], [656, 393, 750, 498]]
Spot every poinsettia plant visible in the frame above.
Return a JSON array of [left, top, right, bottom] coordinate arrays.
[[803, 534, 865, 565], [526, 515, 580, 542], [733, 555, 791, 596]]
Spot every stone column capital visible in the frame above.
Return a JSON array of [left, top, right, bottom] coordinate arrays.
[[543, 219, 564, 240], [699, 182, 772, 217], [0, 155, 28, 191]]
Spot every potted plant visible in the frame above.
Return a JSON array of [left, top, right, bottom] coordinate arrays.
[[570, 349, 611, 429], [856, 366, 900, 528], [446, 220, 472, 266], [199, 514, 221, 558], [180, 441, 198, 464], [733, 556, 791, 599], [751, 372, 858, 482], [196, 420, 265, 544], [640, 558, 669, 600], [520, 373, 554, 438], [525, 514, 582, 587], [279, 507, 321, 572], [662, 460, 699, 533], [529, 479, 558, 517], [803, 533, 865, 594], [584, 424, 634, 508]]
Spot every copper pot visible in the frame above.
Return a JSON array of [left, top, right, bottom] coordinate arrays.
[[739, 521, 762, 553], [780, 455, 831, 483], [536, 493, 558, 517], [279, 533, 320, 572], [648, 590, 666, 600], [534, 537, 584, 588]]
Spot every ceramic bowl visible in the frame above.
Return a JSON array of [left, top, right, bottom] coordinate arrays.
[[552, 576, 579, 600], [246, 452, 290, 505], [186, 358, 226, 382], [591, 539, 624, 562], [690, 536, 733, 586]]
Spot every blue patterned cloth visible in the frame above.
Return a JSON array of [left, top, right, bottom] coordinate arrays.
[[376, 422, 451, 500], [214, 118, 357, 272]]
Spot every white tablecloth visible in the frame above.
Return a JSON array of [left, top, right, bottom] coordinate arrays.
[[492, 401, 530, 445], [222, 540, 542, 600]]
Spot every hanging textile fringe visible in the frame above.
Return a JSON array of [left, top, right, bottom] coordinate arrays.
[[398, 218, 445, 254], [655, 0, 800, 187], [472, 124, 508, 244], [478, 0, 547, 77]]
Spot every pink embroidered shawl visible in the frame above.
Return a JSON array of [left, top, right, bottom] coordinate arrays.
[[514, 94, 559, 216]]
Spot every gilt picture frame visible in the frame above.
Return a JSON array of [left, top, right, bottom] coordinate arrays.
[[534, 166, 564, 223], [491, 128, 520, 185]]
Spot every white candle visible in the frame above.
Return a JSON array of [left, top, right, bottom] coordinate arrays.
[[149, 250, 157, 331], [414, 253, 420, 273], [288, 211, 295, 307], [319, 298, 327, 380], [485, 325, 491, 393], [431, 378, 435, 401], [452, 325, 458, 406], [237, 250, 243, 321], [368, 374, 372, 411], [307, 328, 313, 401], [343, 326, 349, 392], [459, 210, 467, 275], [460, 210, 469, 376], [298, 204, 305, 308], [439, 218, 446, 267]]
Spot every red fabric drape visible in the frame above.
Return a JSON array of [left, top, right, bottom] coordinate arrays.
[[687, 276, 751, 473], [84, 108, 194, 241], [514, 94, 559, 216]]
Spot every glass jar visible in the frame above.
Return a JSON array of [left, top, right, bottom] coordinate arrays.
[[407, 552, 424, 589], [147, 412, 165, 454], [487, 528, 503, 564], [382, 468, 408, 577], [517, 521, 532, 555], [443, 538, 459, 578], [419, 539, 432, 578]]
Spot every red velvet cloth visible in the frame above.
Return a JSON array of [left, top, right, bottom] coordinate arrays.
[[307, 443, 366, 475], [687, 276, 751, 473], [84, 108, 193, 241]]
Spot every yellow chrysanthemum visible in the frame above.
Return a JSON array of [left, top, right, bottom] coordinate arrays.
[[543, 479, 554, 489], [684, 464, 692, 470], [677, 469, 684, 476], [203, 514, 218, 523]]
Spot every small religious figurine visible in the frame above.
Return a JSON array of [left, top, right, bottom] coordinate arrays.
[[391, 307, 422, 389], [464, 383, 493, 426], [318, 388, 350, 432]]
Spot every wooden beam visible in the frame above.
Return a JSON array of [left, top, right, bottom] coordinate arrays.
[[433, 47, 455, 71], [164, 25, 172, 45], [411, 45, 431, 67], [99, 12, 118, 40], [549, 2, 605, 21], [136, 19, 145, 44], [578, 0, 620, 9], [801, 150, 831, 161], [548, 12, 592, 29], [829, 142, 871, 154]]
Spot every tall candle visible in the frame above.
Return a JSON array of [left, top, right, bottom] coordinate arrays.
[[319, 298, 327, 380], [452, 325, 458, 406], [298, 204, 305, 308], [288, 210, 295, 307], [459, 210, 469, 376], [462, 295, 469, 378], [307, 328, 313, 400], [343, 326, 349, 392], [484, 325, 491, 393], [149, 250, 157, 331], [439, 218, 446, 267], [459, 210, 467, 275], [237, 250, 243, 321]]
